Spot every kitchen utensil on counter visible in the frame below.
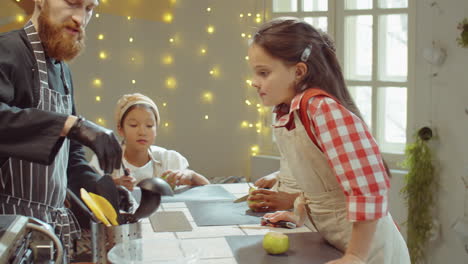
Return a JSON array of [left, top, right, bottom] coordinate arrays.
[[67, 188, 100, 223], [123, 177, 174, 223], [233, 194, 249, 203], [89, 192, 119, 226], [80, 188, 111, 227], [91, 220, 142, 264], [95, 173, 121, 223]]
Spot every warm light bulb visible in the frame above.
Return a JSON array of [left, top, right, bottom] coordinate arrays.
[[246, 79, 252, 86], [16, 0, 21, 2], [129, 37, 134, 43], [95, 13, 100, 18], [247, 13, 252, 16], [164, 122, 169, 127], [16, 15, 25, 23], [202, 92, 213, 103], [162, 102, 167, 107], [165, 77, 177, 89], [99, 51, 107, 60], [169, 38, 175, 43], [204, 115, 209, 120], [245, 56, 249, 60], [131, 57, 136, 62], [95, 96, 101, 102], [256, 104, 261, 107], [256, 122, 261, 128], [241, 121, 248, 128], [256, 129, 261, 133], [256, 13, 261, 17], [97, 118, 104, 125], [249, 123, 253, 128], [200, 48, 207, 55], [257, 108, 264, 113], [241, 33, 246, 38], [93, 79, 102, 87], [209, 67, 219, 77], [206, 7, 211, 12], [248, 34, 252, 38], [131, 80, 136, 84], [255, 17, 262, 23], [162, 13, 173, 23], [251, 145, 259, 152], [162, 55, 173, 65], [245, 100, 252, 106], [97, 34, 104, 40], [207, 25, 215, 34], [127, 16, 132, 20], [239, 13, 244, 18]]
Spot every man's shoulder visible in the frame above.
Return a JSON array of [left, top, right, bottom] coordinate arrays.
[[0, 29, 27, 49]]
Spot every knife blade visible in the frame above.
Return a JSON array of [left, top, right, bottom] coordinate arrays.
[[233, 194, 249, 203]]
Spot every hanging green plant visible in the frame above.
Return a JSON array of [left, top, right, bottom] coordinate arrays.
[[400, 127, 438, 264], [456, 18, 468, 48]]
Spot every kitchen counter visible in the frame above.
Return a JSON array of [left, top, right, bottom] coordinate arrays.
[[136, 183, 313, 264]]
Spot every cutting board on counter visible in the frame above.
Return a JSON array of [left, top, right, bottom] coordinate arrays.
[[225, 232, 342, 264], [186, 200, 266, 226], [161, 185, 235, 203]]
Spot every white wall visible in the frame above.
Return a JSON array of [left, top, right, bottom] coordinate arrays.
[[71, 0, 265, 180], [411, 0, 468, 262]]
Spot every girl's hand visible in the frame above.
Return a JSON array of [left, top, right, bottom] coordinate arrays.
[[248, 189, 299, 211], [325, 254, 365, 264], [162, 169, 193, 186], [254, 172, 278, 188], [113, 174, 137, 191], [262, 211, 299, 226]]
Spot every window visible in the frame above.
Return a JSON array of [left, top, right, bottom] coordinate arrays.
[[268, 0, 414, 167]]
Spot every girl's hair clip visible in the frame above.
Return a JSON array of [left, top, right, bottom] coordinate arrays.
[[300, 44, 312, 62]]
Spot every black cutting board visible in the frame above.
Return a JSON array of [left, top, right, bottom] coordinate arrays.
[[161, 185, 235, 203], [186, 200, 266, 226], [226, 233, 342, 264]]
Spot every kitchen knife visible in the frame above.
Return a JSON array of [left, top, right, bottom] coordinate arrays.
[[233, 194, 249, 203]]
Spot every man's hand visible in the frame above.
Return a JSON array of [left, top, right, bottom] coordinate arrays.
[[248, 189, 299, 212], [66, 116, 122, 173]]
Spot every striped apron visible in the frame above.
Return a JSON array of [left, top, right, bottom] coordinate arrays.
[[0, 21, 80, 261]]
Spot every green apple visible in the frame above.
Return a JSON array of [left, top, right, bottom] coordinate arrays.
[[262, 231, 289, 255], [247, 186, 261, 211], [160, 175, 176, 190]]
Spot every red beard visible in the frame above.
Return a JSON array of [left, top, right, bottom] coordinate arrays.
[[37, 5, 86, 61]]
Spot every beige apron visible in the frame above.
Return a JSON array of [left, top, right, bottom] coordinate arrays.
[[273, 110, 410, 263]]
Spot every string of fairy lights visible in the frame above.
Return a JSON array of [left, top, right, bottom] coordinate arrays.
[[10, 0, 269, 158]]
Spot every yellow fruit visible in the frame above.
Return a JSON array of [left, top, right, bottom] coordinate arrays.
[[247, 186, 260, 211], [262, 231, 289, 255], [160, 175, 176, 190]]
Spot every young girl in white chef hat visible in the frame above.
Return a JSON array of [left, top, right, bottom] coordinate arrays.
[[90, 93, 209, 191]]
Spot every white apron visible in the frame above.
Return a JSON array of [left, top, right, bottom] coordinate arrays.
[[273, 107, 410, 263]]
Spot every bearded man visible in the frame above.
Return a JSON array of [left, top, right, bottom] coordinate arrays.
[[0, 0, 122, 261]]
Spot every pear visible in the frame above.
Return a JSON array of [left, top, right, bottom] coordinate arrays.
[[263, 231, 289, 255], [247, 186, 261, 211], [160, 175, 176, 190]]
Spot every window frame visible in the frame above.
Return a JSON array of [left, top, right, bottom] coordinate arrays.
[[265, 0, 415, 169]]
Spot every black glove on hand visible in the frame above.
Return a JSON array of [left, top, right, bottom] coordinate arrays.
[[67, 116, 122, 173]]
